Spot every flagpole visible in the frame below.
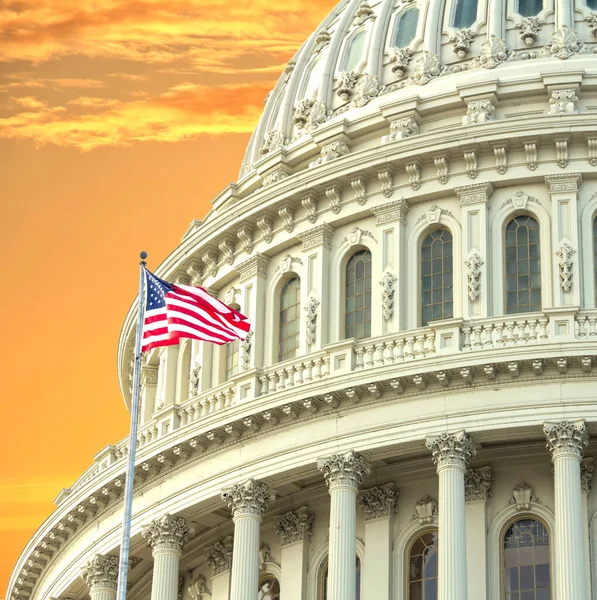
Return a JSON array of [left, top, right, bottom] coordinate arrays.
[[116, 251, 147, 600]]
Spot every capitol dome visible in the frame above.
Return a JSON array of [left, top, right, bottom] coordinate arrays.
[[8, 0, 597, 599]]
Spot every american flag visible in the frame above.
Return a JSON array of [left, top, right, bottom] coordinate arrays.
[[142, 269, 251, 352]]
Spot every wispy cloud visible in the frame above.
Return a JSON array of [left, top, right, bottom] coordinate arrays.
[[68, 96, 122, 108]]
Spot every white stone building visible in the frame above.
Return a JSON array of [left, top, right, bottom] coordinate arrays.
[[8, 0, 597, 599]]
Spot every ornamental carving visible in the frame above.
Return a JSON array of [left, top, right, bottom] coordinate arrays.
[[351, 177, 367, 205], [336, 71, 360, 101], [259, 543, 277, 569], [293, 99, 327, 131], [206, 536, 234, 575], [186, 261, 204, 286], [384, 116, 419, 142], [378, 168, 394, 197], [370, 198, 410, 225], [390, 47, 413, 78], [451, 28, 474, 58], [358, 483, 398, 520], [412, 495, 437, 524], [311, 141, 350, 168], [238, 254, 270, 283], [278, 206, 295, 233], [556, 242, 575, 291], [218, 237, 235, 265], [465, 466, 492, 501], [587, 13, 597, 38], [236, 226, 253, 254], [352, 74, 383, 108], [412, 52, 441, 85], [241, 329, 254, 370], [142, 364, 158, 386], [278, 255, 303, 273], [544, 420, 588, 459], [221, 478, 276, 517], [426, 431, 476, 470], [354, 1, 375, 26], [274, 506, 314, 546], [263, 169, 289, 187], [478, 36, 508, 69], [188, 361, 200, 397], [317, 450, 370, 489], [463, 99, 495, 125], [260, 130, 286, 156], [142, 514, 195, 553], [314, 29, 331, 54], [549, 89, 578, 114], [517, 17, 541, 46], [283, 60, 296, 83], [81, 554, 119, 591], [581, 458, 594, 493], [549, 27, 580, 60], [510, 482, 539, 510], [187, 574, 210, 599], [304, 296, 320, 345], [380, 271, 397, 320], [297, 223, 335, 251], [464, 252, 483, 301], [256, 216, 274, 244], [202, 250, 219, 278], [302, 194, 318, 223]]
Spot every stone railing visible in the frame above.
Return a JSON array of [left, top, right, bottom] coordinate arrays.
[[178, 383, 237, 427], [461, 313, 549, 349], [258, 352, 331, 395]]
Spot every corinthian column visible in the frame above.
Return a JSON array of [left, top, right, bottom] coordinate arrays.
[[544, 420, 589, 600], [143, 514, 195, 600], [221, 478, 276, 600], [317, 450, 370, 600], [426, 431, 476, 600], [81, 554, 119, 600]]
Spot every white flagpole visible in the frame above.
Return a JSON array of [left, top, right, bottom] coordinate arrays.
[[116, 251, 147, 600]]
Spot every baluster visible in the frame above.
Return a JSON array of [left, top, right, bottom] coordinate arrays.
[[375, 344, 385, 365], [405, 337, 415, 359], [395, 339, 405, 361], [462, 327, 472, 349], [527, 319, 538, 341], [216, 392, 226, 411], [384, 341, 395, 363], [314, 358, 324, 380], [589, 316, 597, 336], [268, 372, 279, 391], [295, 363, 304, 385], [483, 324, 493, 347], [276, 370, 287, 391], [538, 318, 549, 340], [473, 326, 483, 347], [505, 322, 515, 343], [259, 374, 270, 395], [365, 345, 375, 367], [208, 396, 217, 414], [199, 399, 208, 418], [323, 357, 331, 377], [224, 389, 234, 408], [179, 410, 187, 427], [303, 360, 314, 382], [493, 323, 503, 346], [414, 335, 425, 356], [286, 367, 295, 388], [426, 331, 436, 354], [355, 347, 366, 369]]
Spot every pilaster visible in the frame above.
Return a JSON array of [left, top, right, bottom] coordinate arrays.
[[581, 458, 593, 595], [156, 345, 180, 411], [81, 554, 119, 600], [140, 363, 159, 424], [358, 483, 397, 600], [207, 536, 234, 600]]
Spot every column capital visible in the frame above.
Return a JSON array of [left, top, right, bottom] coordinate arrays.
[[544, 172, 582, 193], [426, 430, 476, 471], [81, 554, 119, 591], [296, 223, 335, 251], [237, 253, 270, 283], [221, 478, 276, 518], [465, 466, 492, 501], [544, 420, 588, 460], [581, 458, 594, 493], [358, 483, 398, 520], [274, 506, 314, 546], [206, 536, 234, 575], [317, 450, 370, 490], [142, 514, 195, 553]]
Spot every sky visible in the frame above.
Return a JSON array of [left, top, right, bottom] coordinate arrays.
[[0, 0, 337, 596]]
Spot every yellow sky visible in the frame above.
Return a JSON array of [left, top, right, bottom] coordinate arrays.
[[0, 0, 337, 595]]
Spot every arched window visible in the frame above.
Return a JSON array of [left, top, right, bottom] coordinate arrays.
[[421, 229, 453, 326], [593, 214, 597, 304], [279, 277, 301, 361], [343, 30, 367, 72], [452, 0, 478, 28], [345, 249, 372, 339], [225, 340, 239, 380], [517, 0, 542, 16], [505, 215, 541, 314], [258, 574, 280, 600], [502, 519, 551, 599], [320, 557, 361, 599], [392, 8, 420, 47], [304, 57, 323, 100], [408, 530, 438, 600]]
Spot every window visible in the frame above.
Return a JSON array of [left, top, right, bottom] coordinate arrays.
[[225, 340, 239, 380], [588, 0, 597, 9], [452, 0, 479, 28], [505, 215, 541, 314], [258, 574, 280, 600], [320, 557, 361, 600], [279, 277, 301, 361], [409, 530, 438, 600], [593, 215, 597, 304], [392, 8, 420, 47], [517, 0, 543, 15], [344, 30, 367, 72], [345, 249, 372, 339], [503, 519, 551, 600], [421, 229, 453, 326], [304, 57, 323, 100]]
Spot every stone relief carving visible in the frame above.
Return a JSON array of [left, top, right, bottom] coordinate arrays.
[[416, 204, 454, 225], [451, 28, 474, 58], [304, 296, 320, 345], [544, 420, 588, 458], [343, 226, 376, 246], [81, 554, 119, 591], [378, 169, 394, 197], [525, 142, 538, 170], [555, 242, 575, 292], [549, 26, 580, 59], [510, 482, 539, 510], [314, 29, 331, 54], [218, 237, 235, 265], [494, 146, 508, 174], [354, 1, 375, 26], [241, 329, 254, 371], [581, 458, 594, 493], [259, 543, 277, 570], [336, 71, 360, 101], [464, 252, 483, 301], [278, 254, 303, 273], [256, 216, 274, 244], [187, 574, 210, 599], [142, 514, 195, 552], [465, 466, 492, 501], [358, 483, 398, 520], [434, 156, 449, 184], [206, 536, 234, 575], [587, 13, 597, 38], [426, 431, 476, 469], [236, 226, 254, 254], [301, 194, 318, 223], [517, 17, 541, 45], [275, 506, 315, 546], [477, 36, 508, 69], [412, 495, 438, 524], [317, 450, 370, 489], [278, 206, 295, 233], [380, 271, 398, 320], [221, 479, 276, 517], [390, 47, 413, 78], [412, 52, 441, 85], [260, 130, 286, 156], [263, 170, 289, 187], [351, 177, 367, 205], [463, 99, 496, 125], [406, 162, 421, 190], [383, 116, 419, 143], [549, 89, 578, 114], [352, 74, 383, 107], [293, 99, 328, 131], [326, 185, 343, 214], [310, 141, 350, 168], [188, 362, 201, 398]]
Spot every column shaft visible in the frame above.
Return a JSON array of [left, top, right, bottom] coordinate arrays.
[[151, 548, 181, 600], [553, 454, 587, 598], [90, 588, 116, 600], [229, 514, 261, 600], [328, 485, 357, 600]]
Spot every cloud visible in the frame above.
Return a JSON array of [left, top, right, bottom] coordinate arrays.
[[0, 81, 272, 150], [68, 96, 121, 108]]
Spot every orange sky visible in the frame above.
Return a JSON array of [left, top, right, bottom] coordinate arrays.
[[0, 1, 337, 596]]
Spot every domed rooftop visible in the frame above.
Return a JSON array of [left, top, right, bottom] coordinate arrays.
[[240, 0, 597, 175]]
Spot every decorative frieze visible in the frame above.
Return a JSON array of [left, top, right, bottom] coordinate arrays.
[[549, 89, 578, 114], [317, 450, 370, 489], [556, 242, 575, 291], [544, 420, 588, 459], [581, 458, 594, 493], [274, 506, 315, 546], [380, 271, 397, 320], [426, 430, 476, 470], [304, 296, 320, 345], [465, 466, 492, 501], [370, 198, 410, 225], [206, 536, 234, 575], [238, 254, 270, 283], [297, 223, 335, 251], [142, 364, 159, 387], [412, 495, 438, 524], [464, 252, 483, 301], [256, 216, 274, 243], [221, 478, 276, 517], [544, 173, 582, 193], [81, 554, 119, 591], [358, 483, 398, 520], [463, 99, 496, 125], [455, 182, 494, 205], [142, 514, 195, 553]]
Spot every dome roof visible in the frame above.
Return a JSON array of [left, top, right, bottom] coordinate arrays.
[[240, 0, 597, 175]]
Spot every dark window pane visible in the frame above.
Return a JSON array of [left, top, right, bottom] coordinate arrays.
[[345, 250, 372, 340], [279, 277, 301, 361], [421, 228, 453, 326]]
